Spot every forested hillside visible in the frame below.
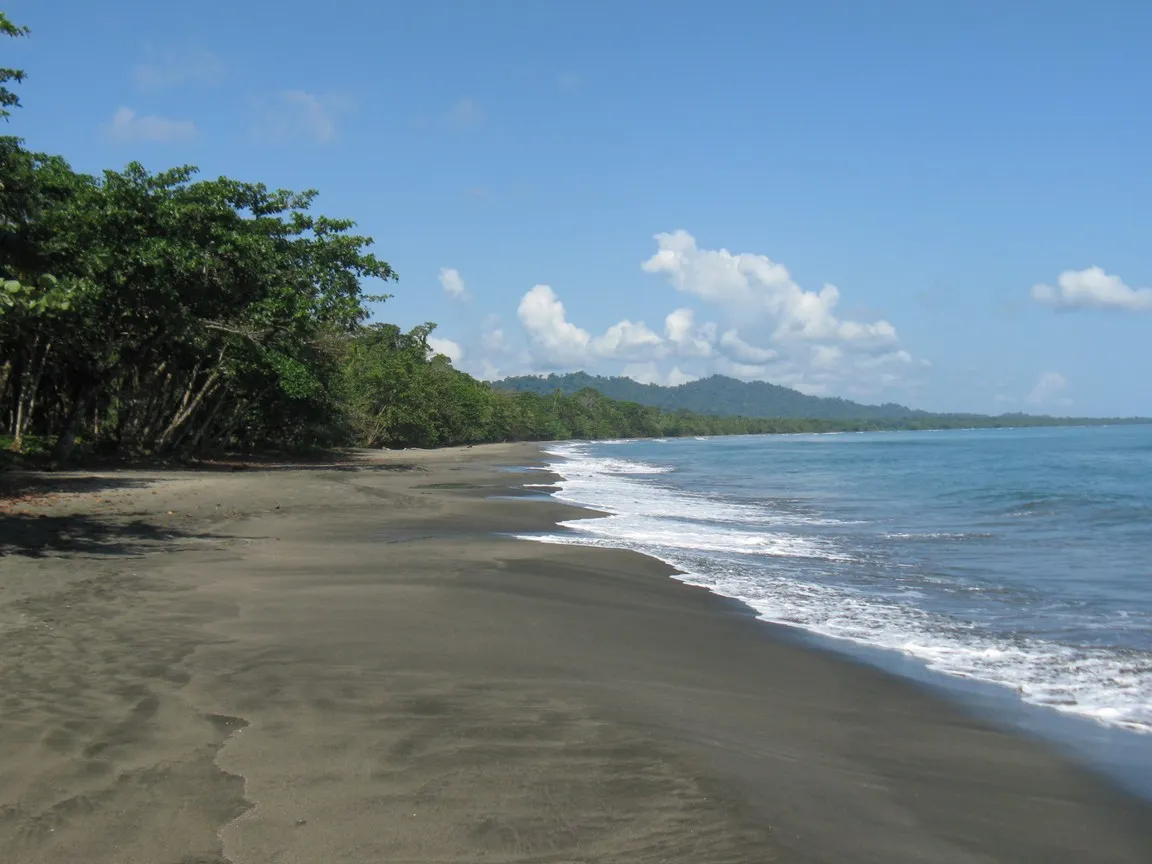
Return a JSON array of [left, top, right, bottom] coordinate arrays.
[[496, 372, 1146, 426], [495, 372, 931, 420]]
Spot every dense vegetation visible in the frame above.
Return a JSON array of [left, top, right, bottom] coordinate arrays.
[[497, 372, 1147, 427], [497, 372, 931, 420], [0, 18, 1143, 467]]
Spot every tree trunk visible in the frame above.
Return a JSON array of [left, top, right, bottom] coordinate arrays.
[[14, 340, 51, 450], [174, 391, 226, 455], [52, 380, 96, 466], [154, 372, 221, 451], [0, 359, 12, 416], [11, 335, 40, 451], [134, 368, 179, 450]]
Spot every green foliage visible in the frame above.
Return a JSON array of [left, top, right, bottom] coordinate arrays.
[[496, 372, 932, 420], [495, 372, 1144, 428], [0, 137, 397, 460], [0, 12, 29, 120]]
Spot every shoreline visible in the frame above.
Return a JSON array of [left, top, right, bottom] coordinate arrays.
[[1, 443, 1150, 862], [532, 437, 1152, 800]]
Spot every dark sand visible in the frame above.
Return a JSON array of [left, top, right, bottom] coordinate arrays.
[[1, 443, 1151, 863]]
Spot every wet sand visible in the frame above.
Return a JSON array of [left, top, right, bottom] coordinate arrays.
[[1, 442, 1150, 863]]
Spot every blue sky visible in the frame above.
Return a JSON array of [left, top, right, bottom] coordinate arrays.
[[7, 1, 1151, 415]]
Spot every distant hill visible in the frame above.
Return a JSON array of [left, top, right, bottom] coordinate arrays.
[[492, 372, 1151, 429], [494, 372, 937, 421]]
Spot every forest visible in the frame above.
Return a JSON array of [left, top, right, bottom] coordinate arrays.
[[0, 16, 1142, 467], [497, 373, 1147, 426]]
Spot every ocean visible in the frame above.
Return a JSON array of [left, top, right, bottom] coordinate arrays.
[[519, 425, 1152, 778]]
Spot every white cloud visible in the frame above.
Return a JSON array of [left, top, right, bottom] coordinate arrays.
[[810, 345, 843, 371], [853, 349, 913, 370], [620, 362, 701, 387], [638, 230, 919, 395], [714, 357, 779, 382], [1031, 267, 1152, 311], [642, 230, 899, 347], [465, 230, 920, 399], [457, 315, 535, 382], [1027, 371, 1069, 406], [134, 46, 225, 91], [593, 319, 665, 361], [473, 359, 502, 380], [252, 90, 347, 144], [518, 285, 671, 367], [517, 285, 591, 367], [107, 107, 197, 142], [621, 362, 663, 385], [481, 315, 507, 352], [666, 367, 699, 387], [439, 267, 467, 300], [427, 337, 463, 365], [718, 329, 777, 364], [664, 308, 714, 357]]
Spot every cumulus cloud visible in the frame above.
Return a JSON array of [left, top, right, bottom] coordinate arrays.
[[427, 337, 463, 365], [810, 344, 843, 371], [664, 308, 714, 357], [666, 367, 699, 387], [107, 107, 196, 142], [439, 267, 467, 300], [620, 362, 664, 385], [618, 362, 701, 387], [465, 230, 920, 400], [453, 315, 535, 382], [481, 315, 507, 352], [517, 285, 592, 367], [592, 319, 665, 361], [714, 357, 780, 383], [642, 230, 899, 348], [134, 46, 225, 91], [518, 285, 671, 367], [252, 90, 348, 144], [718, 329, 777, 364], [1027, 371, 1069, 406], [1031, 267, 1152, 311], [471, 359, 503, 380]]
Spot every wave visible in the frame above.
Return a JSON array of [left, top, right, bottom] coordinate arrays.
[[526, 442, 1152, 734], [883, 531, 997, 542], [542, 443, 852, 528]]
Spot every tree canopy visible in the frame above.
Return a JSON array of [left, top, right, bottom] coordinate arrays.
[[0, 12, 29, 120]]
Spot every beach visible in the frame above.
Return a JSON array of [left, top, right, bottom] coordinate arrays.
[[1, 443, 1150, 863]]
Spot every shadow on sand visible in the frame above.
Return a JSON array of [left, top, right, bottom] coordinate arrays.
[[0, 511, 231, 559]]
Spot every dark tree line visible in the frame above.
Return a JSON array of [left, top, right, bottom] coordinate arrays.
[[496, 373, 1145, 428]]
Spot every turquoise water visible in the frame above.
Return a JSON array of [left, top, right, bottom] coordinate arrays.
[[525, 426, 1152, 736]]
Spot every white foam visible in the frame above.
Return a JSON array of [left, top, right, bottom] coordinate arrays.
[[525, 442, 1152, 734], [542, 443, 850, 529]]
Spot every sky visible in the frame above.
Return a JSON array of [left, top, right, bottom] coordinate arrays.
[[6, 0, 1151, 415]]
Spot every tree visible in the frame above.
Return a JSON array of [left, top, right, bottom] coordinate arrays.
[[0, 13, 29, 121], [0, 151, 398, 460]]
